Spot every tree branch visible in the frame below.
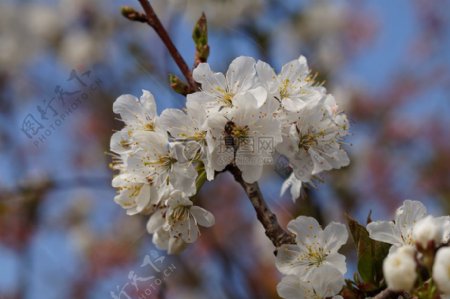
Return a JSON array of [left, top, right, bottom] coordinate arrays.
[[373, 289, 409, 299], [227, 166, 296, 248], [134, 0, 198, 92]]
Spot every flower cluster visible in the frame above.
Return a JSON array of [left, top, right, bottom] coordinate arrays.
[[275, 216, 348, 299], [367, 200, 450, 295], [110, 55, 350, 253]]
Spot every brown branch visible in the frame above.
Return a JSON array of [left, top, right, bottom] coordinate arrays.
[[227, 165, 296, 248], [373, 289, 409, 299], [134, 0, 198, 92]]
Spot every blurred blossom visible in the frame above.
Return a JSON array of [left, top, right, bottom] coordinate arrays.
[[302, 1, 347, 37], [168, 0, 263, 27], [60, 30, 102, 67], [24, 4, 61, 42]]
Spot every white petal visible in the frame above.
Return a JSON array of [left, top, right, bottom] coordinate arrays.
[[113, 94, 141, 124], [191, 206, 215, 227], [283, 97, 307, 112], [183, 216, 199, 243], [232, 91, 260, 110], [186, 100, 207, 128], [280, 56, 309, 82], [110, 129, 131, 154], [309, 148, 333, 175], [277, 275, 309, 299], [310, 265, 345, 297], [140, 89, 157, 118], [209, 147, 234, 172], [366, 221, 402, 246], [135, 184, 152, 212], [275, 244, 303, 275], [152, 228, 169, 250], [255, 60, 278, 94], [281, 174, 303, 202], [287, 216, 322, 245], [167, 235, 188, 254], [170, 163, 198, 196], [247, 86, 267, 108], [323, 222, 348, 253], [192, 63, 226, 92], [159, 108, 192, 137], [187, 90, 217, 105], [395, 200, 427, 233], [236, 153, 263, 183], [147, 210, 165, 233], [324, 253, 347, 275], [226, 56, 257, 93]]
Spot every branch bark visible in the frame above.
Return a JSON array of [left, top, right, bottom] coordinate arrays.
[[135, 0, 198, 92], [373, 289, 409, 299], [227, 166, 296, 248]]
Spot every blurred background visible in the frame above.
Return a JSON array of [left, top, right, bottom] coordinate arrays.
[[1, 0, 450, 298]]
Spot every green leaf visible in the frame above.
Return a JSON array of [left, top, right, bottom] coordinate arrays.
[[346, 214, 390, 289], [192, 13, 210, 65]]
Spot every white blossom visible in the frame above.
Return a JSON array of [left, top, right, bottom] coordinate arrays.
[[433, 247, 450, 294], [277, 266, 344, 299], [383, 245, 417, 292], [168, 0, 263, 27], [113, 89, 159, 134], [127, 131, 198, 196], [367, 200, 427, 250], [256, 56, 325, 112], [164, 192, 215, 243], [112, 172, 160, 215], [188, 56, 267, 114], [276, 216, 348, 280], [110, 55, 352, 255], [146, 189, 214, 252], [159, 101, 213, 180], [206, 92, 281, 183], [367, 200, 449, 251], [276, 95, 349, 184]]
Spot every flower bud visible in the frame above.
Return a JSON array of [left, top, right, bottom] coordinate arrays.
[[441, 218, 450, 244], [383, 246, 417, 292], [432, 247, 450, 294], [413, 216, 441, 249]]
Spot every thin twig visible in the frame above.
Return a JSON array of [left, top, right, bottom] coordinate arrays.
[[227, 165, 296, 248], [135, 0, 198, 92]]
